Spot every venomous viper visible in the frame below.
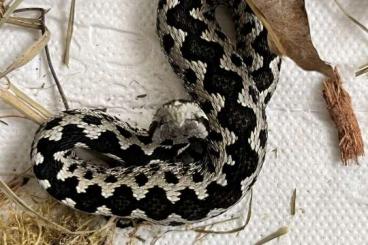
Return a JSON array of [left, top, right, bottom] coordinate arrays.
[[31, 0, 280, 225]]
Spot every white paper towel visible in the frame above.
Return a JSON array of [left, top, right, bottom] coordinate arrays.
[[0, 0, 368, 244]]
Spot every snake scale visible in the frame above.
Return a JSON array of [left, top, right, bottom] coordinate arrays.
[[31, 0, 280, 225]]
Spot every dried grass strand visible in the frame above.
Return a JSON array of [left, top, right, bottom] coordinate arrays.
[[254, 227, 288, 245], [0, 26, 50, 78], [151, 190, 253, 244], [0, 0, 24, 27], [356, 64, 368, 77], [334, 0, 368, 77], [64, 0, 76, 66], [0, 197, 117, 244], [0, 179, 77, 234], [5, 16, 42, 29], [290, 188, 296, 216], [193, 190, 253, 234], [0, 0, 5, 16], [1, 7, 70, 110], [0, 179, 117, 235], [334, 0, 368, 33], [0, 77, 51, 124]]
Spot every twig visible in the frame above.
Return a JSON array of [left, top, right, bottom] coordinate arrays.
[[39, 8, 70, 110], [45, 45, 70, 110], [9, 8, 70, 110]]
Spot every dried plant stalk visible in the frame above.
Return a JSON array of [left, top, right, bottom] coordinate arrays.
[[0, 176, 26, 204], [0, 179, 117, 236], [356, 64, 368, 77], [0, 0, 5, 17], [0, 77, 51, 124], [0, 0, 24, 27], [194, 190, 253, 234], [334, 0, 368, 77], [0, 27, 50, 78], [64, 0, 76, 66], [0, 188, 117, 244], [0, 179, 74, 234], [255, 227, 288, 245], [323, 69, 364, 164], [6, 16, 42, 29], [290, 188, 296, 216], [334, 0, 368, 34]]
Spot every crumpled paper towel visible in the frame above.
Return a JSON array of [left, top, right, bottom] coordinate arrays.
[[0, 0, 367, 244]]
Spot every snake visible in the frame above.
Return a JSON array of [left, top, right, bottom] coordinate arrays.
[[31, 0, 280, 225]]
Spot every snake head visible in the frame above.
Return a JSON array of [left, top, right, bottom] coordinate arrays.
[[151, 100, 209, 144]]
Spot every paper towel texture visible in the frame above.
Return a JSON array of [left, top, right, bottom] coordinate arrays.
[[0, 0, 368, 244]]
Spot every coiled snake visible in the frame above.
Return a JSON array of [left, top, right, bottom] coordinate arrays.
[[31, 0, 281, 225]]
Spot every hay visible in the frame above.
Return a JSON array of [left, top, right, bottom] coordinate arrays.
[[0, 178, 117, 245]]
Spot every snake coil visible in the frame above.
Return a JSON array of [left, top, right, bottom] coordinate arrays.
[[31, 0, 280, 225]]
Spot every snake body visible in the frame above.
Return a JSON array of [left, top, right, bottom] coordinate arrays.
[[31, 0, 280, 225]]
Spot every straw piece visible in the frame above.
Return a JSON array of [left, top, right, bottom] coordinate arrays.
[[63, 0, 76, 66], [0, 77, 51, 124], [0, 0, 24, 27], [255, 227, 288, 245]]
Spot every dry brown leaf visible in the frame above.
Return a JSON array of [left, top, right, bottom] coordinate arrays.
[[247, 0, 363, 163], [246, 0, 334, 77]]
